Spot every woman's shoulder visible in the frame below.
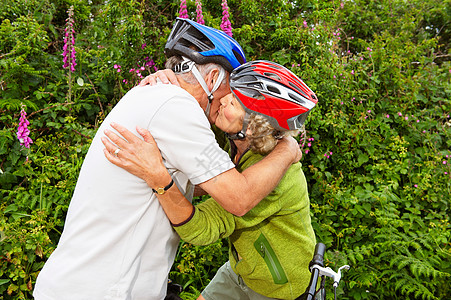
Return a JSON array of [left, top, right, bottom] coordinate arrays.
[[286, 162, 306, 181], [237, 150, 264, 170]]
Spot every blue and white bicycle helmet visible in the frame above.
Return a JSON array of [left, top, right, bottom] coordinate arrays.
[[165, 18, 246, 73], [165, 18, 247, 117]]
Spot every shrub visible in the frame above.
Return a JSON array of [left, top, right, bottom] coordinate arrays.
[[0, 0, 449, 299]]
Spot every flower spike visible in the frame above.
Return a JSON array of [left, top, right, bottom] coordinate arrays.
[[196, 0, 205, 25], [179, 0, 188, 19], [62, 6, 76, 72], [17, 105, 33, 148], [220, 0, 233, 37]]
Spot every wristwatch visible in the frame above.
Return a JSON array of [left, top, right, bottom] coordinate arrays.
[[152, 179, 174, 195]]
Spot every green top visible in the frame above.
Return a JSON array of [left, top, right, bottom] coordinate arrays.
[[175, 150, 316, 299]]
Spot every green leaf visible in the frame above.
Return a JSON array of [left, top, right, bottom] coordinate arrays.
[[4, 204, 18, 213], [358, 153, 369, 166], [362, 203, 372, 212], [356, 205, 366, 215], [0, 279, 10, 286]]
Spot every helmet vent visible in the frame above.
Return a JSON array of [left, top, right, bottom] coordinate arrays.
[[266, 64, 282, 70], [249, 82, 263, 89], [238, 75, 257, 83], [289, 93, 306, 105], [264, 72, 281, 81], [267, 85, 280, 95], [253, 92, 265, 100], [185, 32, 214, 51], [289, 82, 308, 98], [233, 50, 246, 65]]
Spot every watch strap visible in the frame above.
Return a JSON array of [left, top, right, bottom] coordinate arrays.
[[152, 179, 174, 195]]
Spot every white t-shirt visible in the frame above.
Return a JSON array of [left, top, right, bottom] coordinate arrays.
[[33, 84, 235, 300]]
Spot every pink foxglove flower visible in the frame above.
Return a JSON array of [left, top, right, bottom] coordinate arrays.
[[220, 0, 233, 37], [17, 106, 33, 148], [62, 6, 76, 72], [179, 0, 188, 19], [145, 58, 158, 72], [196, 0, 205, 25]]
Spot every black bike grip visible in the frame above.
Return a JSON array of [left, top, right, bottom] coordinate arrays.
[[296, 243, 327, 300], [310, 242, 325, 268]]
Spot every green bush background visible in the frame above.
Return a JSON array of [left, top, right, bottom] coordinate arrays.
[[0, 0, 450, 299]]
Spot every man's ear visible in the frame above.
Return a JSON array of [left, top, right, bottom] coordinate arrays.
[[206, 68, 219, 90]]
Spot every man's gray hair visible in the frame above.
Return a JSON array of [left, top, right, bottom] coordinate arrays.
[[165, 56, 228, 86]]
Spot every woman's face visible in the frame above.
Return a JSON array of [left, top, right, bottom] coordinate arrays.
[[215, 93, 246, 134]]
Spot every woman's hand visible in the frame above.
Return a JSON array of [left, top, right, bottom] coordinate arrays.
[[102, 123, 171, 189], [139, 69, 179, 87]]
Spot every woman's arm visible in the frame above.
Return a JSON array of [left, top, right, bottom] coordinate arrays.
[[102, 124, 193, 225], [102, 124, 236, 243], [174, 199, 236, 246], [138, 69, 180, 87]]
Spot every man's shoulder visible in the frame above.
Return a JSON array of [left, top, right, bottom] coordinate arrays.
[[130, 83, 193, 100], [117, 84, 198, 114]]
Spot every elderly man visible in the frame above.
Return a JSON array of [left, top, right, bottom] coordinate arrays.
[[33, 18, 300, 300]]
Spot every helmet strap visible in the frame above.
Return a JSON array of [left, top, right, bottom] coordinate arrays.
[[172, 58, 195, 74], [181, 57, 226, 117], [226, 114, 250, 140]]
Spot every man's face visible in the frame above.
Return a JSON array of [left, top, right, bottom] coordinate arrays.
[[206, 75, 231, 124]]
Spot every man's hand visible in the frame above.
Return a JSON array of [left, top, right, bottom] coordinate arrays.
[[139, 69, 179, 87], [276, 136, 302, 163]]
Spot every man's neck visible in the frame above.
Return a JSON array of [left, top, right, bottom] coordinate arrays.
[[179, 79, 205, 106]]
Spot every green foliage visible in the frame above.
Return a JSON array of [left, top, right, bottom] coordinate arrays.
[[1, 0, 450, 299], [171, 239, 229, 299], [0, 210, 56, 299]]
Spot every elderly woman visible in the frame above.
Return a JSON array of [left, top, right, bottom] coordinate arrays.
[[103, 60, 318, 299]]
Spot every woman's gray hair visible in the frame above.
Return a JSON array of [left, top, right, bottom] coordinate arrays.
[[247, 114, 301, 155], [165, 56, 227, 86]]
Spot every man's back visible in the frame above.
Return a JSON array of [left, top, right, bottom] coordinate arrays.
[[34, 84, 234, 300]]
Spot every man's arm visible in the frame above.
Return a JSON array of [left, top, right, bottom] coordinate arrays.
[[198, 137, 299, 216], [102, 123, 301, 216]]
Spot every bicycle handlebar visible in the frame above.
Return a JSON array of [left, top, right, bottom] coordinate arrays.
[[310, 242, 326, 269], [296, 242, 326, 300]]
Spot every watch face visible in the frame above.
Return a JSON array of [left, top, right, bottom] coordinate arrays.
[[157, 187, 165, 195]]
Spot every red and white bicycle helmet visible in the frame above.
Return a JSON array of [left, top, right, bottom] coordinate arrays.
[[229, 60, 317, 137]]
